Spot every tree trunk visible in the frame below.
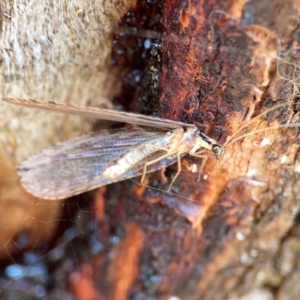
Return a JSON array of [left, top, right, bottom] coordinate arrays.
[[0, 0, 136, 255], [1, 0, 300, 300]]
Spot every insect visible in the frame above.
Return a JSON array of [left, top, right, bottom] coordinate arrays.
[[3, 97, 224, 200]]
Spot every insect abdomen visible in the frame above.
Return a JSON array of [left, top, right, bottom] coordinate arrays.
[[103, 134, 173, 178]]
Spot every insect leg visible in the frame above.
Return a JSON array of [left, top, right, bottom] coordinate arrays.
[[189, 150, 209, 181], [166, 152, 182, 192], [140, 149, 175, 184]]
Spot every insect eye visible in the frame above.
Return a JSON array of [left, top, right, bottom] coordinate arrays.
[[212, 145, 225, 158]]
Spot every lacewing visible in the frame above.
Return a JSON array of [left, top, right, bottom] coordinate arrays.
[[3, 98, 224, 200]]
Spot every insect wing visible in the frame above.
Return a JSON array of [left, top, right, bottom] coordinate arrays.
[[18, 129, 178, 200], [3, 98, 192, 129]]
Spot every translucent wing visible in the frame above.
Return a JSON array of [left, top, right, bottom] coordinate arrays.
[[18, 129, 179, 200], [3, 98, 193, 129]]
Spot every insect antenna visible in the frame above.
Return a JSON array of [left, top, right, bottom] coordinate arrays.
[[228, 121, 300, 146], [208, 11, 300, 150], [223, 102, 290, 147]]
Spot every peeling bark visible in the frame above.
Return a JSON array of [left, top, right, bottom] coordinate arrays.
[[2, 0, 300, 300], [156, 0, 300, 299]]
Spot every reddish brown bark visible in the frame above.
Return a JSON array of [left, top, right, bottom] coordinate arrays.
[[67, 1, 300, 299], [2, 0, 300, 300]]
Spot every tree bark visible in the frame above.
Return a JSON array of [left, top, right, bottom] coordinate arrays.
[[0, 0, 136, 256], [2, 0, 300, 300]]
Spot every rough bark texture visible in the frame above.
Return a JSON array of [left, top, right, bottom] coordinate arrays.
[[155, 0, 300, 299], [0, 0, 136, 256], [2, 0, 300, 300]]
